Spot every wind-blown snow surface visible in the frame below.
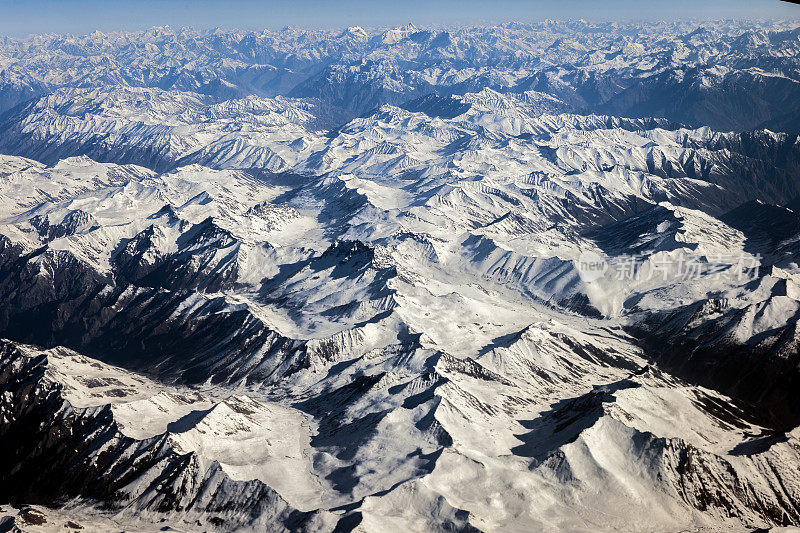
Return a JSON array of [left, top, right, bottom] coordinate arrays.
[[1, 20, 800, 533]]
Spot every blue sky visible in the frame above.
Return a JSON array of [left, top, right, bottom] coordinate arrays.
[[0, 0, 798, 36]]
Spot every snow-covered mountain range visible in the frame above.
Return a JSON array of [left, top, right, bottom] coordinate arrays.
[[1, 18, 800, 533], [2, 19, 800, 130]]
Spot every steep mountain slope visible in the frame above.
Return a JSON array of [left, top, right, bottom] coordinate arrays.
[[0, 127, 799, 531], [0, 87, 335, 172]]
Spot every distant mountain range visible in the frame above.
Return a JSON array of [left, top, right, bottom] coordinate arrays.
[[1, 20, 799, 130]]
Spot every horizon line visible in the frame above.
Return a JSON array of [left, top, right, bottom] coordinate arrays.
[[4, 16, 800, 40]]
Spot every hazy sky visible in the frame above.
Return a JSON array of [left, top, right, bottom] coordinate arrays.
[[1, 0, 799, 36]]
